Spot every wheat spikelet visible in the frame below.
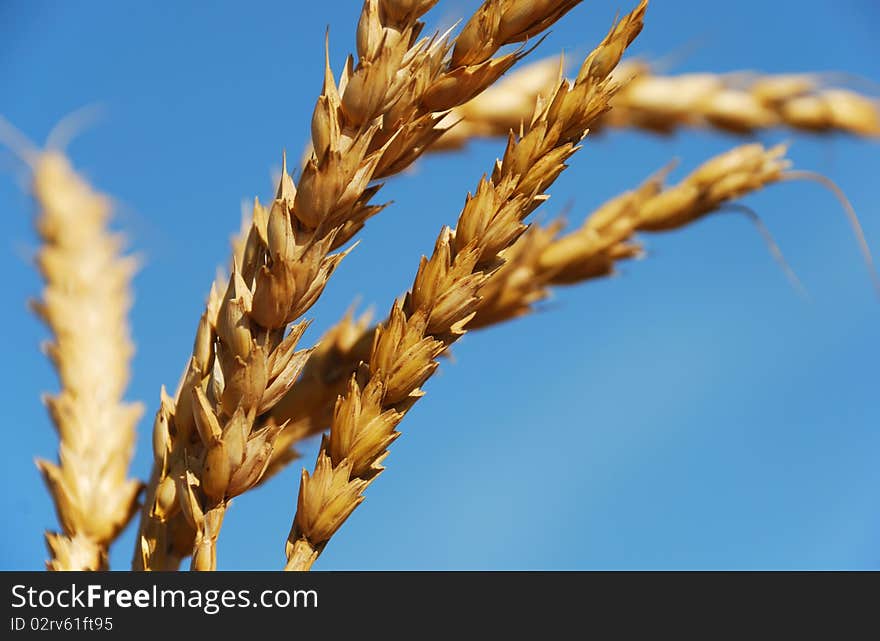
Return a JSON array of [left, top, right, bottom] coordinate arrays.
[[284, 1, 648, 571], [434, 58, 880, 150], [22, 147, 143, 571], [135, 0, 591, 571]]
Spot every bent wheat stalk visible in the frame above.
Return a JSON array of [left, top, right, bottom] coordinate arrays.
[[135, 0, 589, 571], [284, 1, 648, 571], [10, 133, 143, 570], [434, 58, 880, 150]]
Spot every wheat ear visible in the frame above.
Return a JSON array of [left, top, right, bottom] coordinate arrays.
[[258, 143, 809, 480], [284, 1, 648, 571], [434, 58, 880, 150], [18, 144, 143, 570], [135, 0, 591, 571]]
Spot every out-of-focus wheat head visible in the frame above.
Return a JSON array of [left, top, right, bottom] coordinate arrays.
[[607, 61, 880, 135], [435, 58, 880, 149], [27, 150, 143, 571]]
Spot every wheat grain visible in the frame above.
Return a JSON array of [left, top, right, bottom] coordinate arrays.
[[284, 1, 648, 571], [434, 58, 880, 150], [19, 144, 143, 571], [134, 0, 592, 571]]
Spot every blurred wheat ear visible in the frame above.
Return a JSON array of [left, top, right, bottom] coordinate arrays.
[[1, 115, 143, 570], [435, 57, 880, 150]]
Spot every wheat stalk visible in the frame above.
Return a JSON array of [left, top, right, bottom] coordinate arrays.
[[284, 1, 648, 571], [12, 138, 143, 571], [135, 0, 590, 571], [433, 58, 880, 150]]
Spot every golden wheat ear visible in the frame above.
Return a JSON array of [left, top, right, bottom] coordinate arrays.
[[284, 0, 649, 572], [1, 115, 143, 571], [135, 0, 597, 572], [256, 141, 875, 493]]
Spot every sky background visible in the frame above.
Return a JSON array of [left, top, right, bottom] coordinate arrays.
[[1, 0, 878, 571]]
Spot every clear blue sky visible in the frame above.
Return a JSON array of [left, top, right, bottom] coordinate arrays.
[[1, 0, 878, 570]]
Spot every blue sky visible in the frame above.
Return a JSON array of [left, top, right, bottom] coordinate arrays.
[[1, 0, 878, 570]]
